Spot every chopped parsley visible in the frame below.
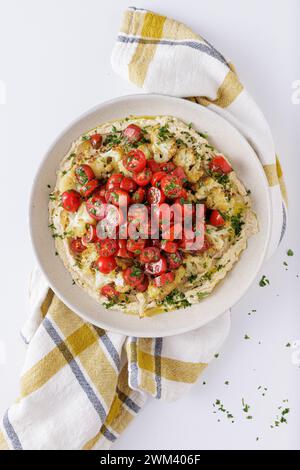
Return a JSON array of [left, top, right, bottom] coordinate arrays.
[[157, 125, 173, 142], [161, 289, 191, 310], [259, 275, 270, 287], [231, 212, 244, 237]]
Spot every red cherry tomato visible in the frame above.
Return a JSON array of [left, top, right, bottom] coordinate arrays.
[[173, 200, 195, 220], [96, 256, 117, 274], [135, 276, 149, 292], [147, 187, 166, 205], [166, 251, 183, 270], [209, 210, 225, 227], [153, 272, 175, 287], [123, 266, 145, 286], [106, 173, 123, 191], [151, 171, 167, 188], [86, 195, 107, 220], [209, 155, 232, 174], [171, 167, 187, 185], [106, 189, 130, 207], [90, 133, 102, 149], [160, 240, 178, 254], [82, 224, 97, 246], [147, 159, 161, 173], [94, 186, 106, 198], [100, 284, 119, 299], [75, 164, 95, 185], [96, 239, 118, 257], [133, 168, 152, 187], [120, 176, 137, 192], [116, 240, 132, 258], [61, 190, 81, 212], [140, 247, 161, 264], [131, 187, 145, 204], [104, 204, 124, 227], [126, 239, 146, 255], [123, 124, 143, 143], [161, 223, 182, 241], [123, 150, 146, 173], [161, 175, 182, 198], [79, 179, 99, 197], [70, 238, 86, 253], [160, 162, 175, 172], [144, 257, 167, 276]]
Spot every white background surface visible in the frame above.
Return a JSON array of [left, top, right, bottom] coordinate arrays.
[[0, 0, 299, 450]]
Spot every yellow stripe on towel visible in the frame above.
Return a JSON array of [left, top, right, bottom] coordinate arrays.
[[197, 70, 243, 108], [0, 430, 10, 450], [129, 12, 166, 87]]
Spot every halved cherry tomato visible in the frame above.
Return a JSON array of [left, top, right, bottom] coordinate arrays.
[[131, 187, 145, 203], [105, 205, 124, 227], [96, 256, 117, 274], [133, 167, 152, 187], [86, 195, 107, 220], [147, 187, 166, 205], [90, 133, 102, 149], [144, 257, 167, 276], [140, 247, 161, 264], [161, 175, 182, 198], [151, 171, 166, 188], [209, 155, 232, 174], [106, 189, 130, 207], [147, 159, 161, 173], [79, 179, 99, 197], [75, 164, 95, 185], [166, 251, 183, 270], [160, 162, 175, 172], [171, 167, 187, 185], [94, 187, 106, 198], [161, 223, 182, 241], [153, 272, 175, 287], [126, 239, 146, 255], [120, 176, 137, 192], [160, 240, 178, 254], [135, 276, 149, 292], [82, 224, 97, 246], [116, 239, 132, 258], [96, 239, 118, 257], [61, 190, 81, 212], [123, 124, 143, 143], [100, 284, 119, 299], [173, 200, 195, 219], [70, 238, 86, 253], [123, 150, 146, 173], [106, 173, 123, 191], [123, 266, 145, 286], [209, 210, 225, 226]]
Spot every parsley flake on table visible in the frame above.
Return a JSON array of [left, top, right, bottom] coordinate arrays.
[[259, 275, 270, 287]]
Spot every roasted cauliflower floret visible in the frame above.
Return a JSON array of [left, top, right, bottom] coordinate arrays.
[[149, 127, 177, 163], [173, 148, 204, 183]]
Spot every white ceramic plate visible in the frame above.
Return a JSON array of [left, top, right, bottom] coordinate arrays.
[[30, 94, 271, 337]]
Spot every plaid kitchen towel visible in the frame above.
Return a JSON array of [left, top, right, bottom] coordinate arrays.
[[0, 7, 285, 450], [0, 269, 230, 450], [112, 6, 287, 257]]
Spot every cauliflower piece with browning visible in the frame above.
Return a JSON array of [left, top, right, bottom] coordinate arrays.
[[173, 147, 204, 183], [149, 126, 177, 163]]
